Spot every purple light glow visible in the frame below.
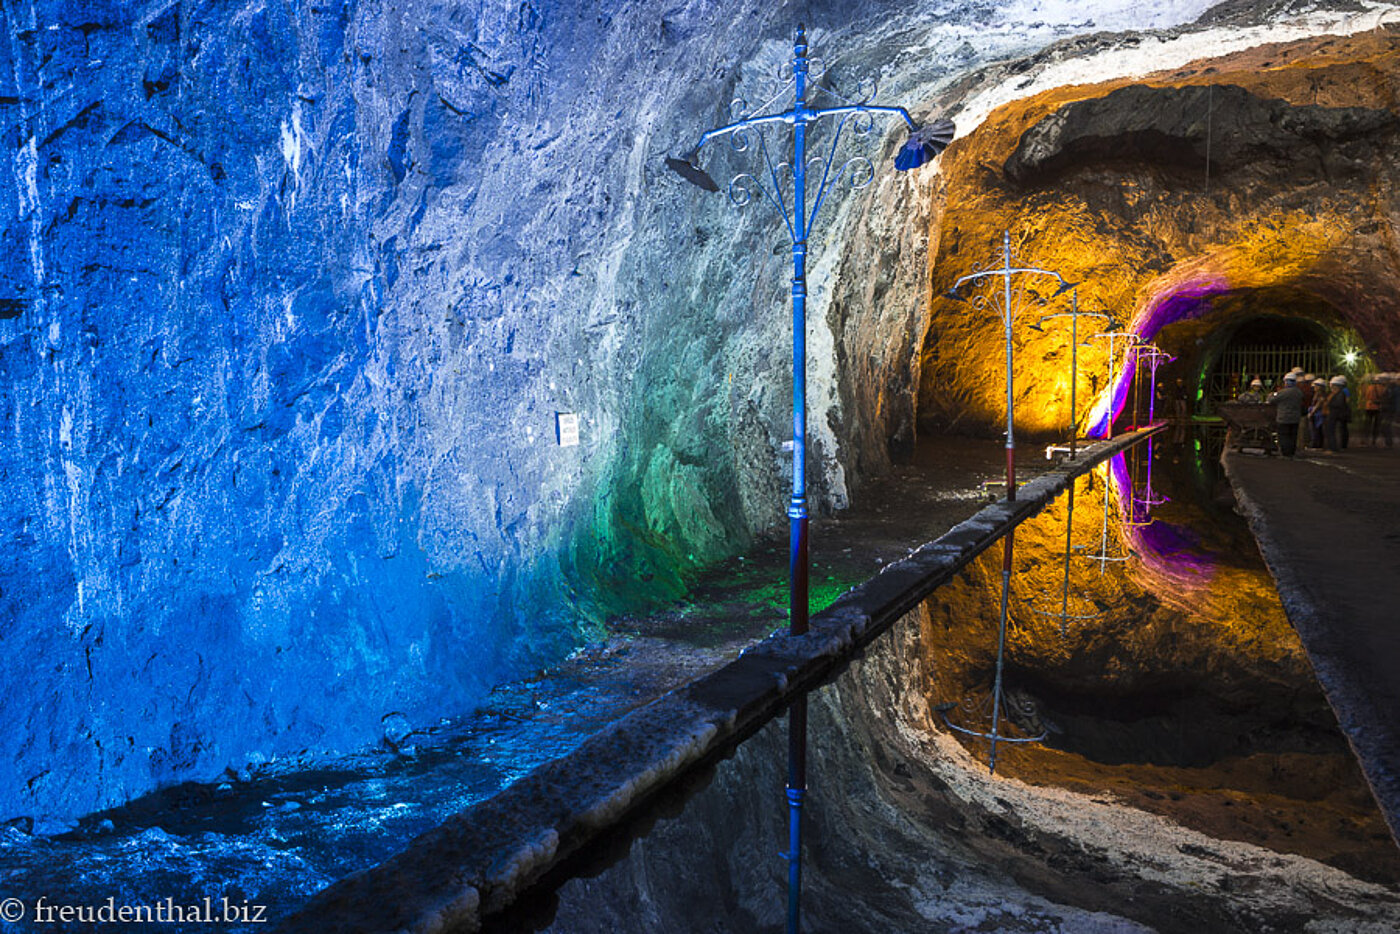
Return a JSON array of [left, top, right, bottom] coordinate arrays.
[[1084, 277, 1228, 437], [1105, 453, 1217, 585]]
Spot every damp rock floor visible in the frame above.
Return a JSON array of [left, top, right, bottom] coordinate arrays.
[[2, 432, 1398, 930]]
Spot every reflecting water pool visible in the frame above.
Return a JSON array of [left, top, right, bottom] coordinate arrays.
[[533, 429, 1400, 933]]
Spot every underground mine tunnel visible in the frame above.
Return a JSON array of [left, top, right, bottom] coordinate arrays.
[[2, 1, 1400, 932]]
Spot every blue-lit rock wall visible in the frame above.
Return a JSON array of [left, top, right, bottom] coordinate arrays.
[[0, 0, 927, 826], [0, 0, 570, 825], [0, 0, 1222, 824]]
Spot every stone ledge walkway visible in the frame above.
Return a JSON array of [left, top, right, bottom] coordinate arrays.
[[1224, 446, 1400, 846]]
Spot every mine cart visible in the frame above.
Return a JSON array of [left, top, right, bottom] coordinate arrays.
[[1216, 401, 1279, 454]]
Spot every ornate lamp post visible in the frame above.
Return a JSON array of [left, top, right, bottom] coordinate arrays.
[[669, 25, 952, 933], [1027, 288, 1114, 460], [944, 232, 1074, 499], [1134, 343, 1176, 426], [1087, 330, 1141, 440]]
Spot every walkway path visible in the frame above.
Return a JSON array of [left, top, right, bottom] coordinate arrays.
[[1224, 445, 1400, 844]]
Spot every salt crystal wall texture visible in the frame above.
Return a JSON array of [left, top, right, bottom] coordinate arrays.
[[0, 0, 1218, 824]]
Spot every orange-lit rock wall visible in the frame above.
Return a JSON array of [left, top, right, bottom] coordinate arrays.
[[918, 30, 1400, 436]]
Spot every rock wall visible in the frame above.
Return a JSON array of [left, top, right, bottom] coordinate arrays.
[[0, 0, 1125, 825], [7, 0, 1369, 826], [919, 27, 1400, 437]]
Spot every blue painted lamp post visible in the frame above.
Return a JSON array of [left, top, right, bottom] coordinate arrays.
[[669, 24, 952, 932]]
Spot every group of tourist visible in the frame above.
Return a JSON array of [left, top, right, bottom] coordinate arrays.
[[1236, 369, 1400, 456]]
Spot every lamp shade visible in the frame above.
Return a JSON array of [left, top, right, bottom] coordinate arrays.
[[894, 118, 955, 171], [665, 154, 719, 192]]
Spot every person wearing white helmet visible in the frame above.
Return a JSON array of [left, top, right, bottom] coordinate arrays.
[[1238, 378, 1266, 404], [1325, 374, 1351, 451], [1268, 373, 1304, 458]]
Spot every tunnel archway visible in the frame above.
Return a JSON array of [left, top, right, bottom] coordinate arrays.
[[1203, 314, 1333, 408], [1137, 286, 1371, 419], [917, 30, 1400, 441]]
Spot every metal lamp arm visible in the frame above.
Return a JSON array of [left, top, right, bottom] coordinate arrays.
[[808, 103, 918, 130], [948, 268, 1069, 296], [1035, 309, 1112, 326], [694, 112, 795, 151], [694, 104, 917, 152]]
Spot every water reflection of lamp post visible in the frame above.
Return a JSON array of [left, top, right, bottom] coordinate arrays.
[[1027, 288, 1112, 461], [1083, 456, 1134, 572], [669, 26, 952, 933], [941, 234, 1071, 775], [1128, 434, 1169, 524], [1031, 477, 1106, 637]]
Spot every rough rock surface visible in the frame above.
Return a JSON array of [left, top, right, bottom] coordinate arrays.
[[0, 0, 1235, 826], [1, 0, 1393, 829], [920, 23, 1400, 437]]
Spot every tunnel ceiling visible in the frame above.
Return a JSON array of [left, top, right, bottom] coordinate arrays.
[[918, 28, 1400, 436]]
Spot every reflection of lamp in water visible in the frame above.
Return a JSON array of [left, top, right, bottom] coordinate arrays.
[[1030, 477, 1107, 637], [938, 685, 1047, 775], [1123, 441, 1156, 528], [1129, 435, 1169, 524], [1081, 458, 1134, 572]]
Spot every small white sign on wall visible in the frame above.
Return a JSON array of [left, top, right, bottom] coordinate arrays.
[[556, 412, 580, 447]]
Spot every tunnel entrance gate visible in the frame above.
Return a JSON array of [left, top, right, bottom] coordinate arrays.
[[1198, 316, 1334, 416], [1205, 342, 1330, 410]]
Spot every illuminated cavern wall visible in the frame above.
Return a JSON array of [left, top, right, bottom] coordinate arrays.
[[1, 0, 1396, 827], [920, 27, 1400, 437]]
